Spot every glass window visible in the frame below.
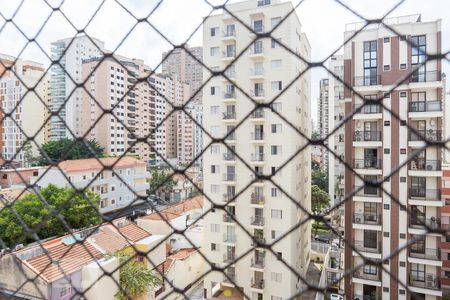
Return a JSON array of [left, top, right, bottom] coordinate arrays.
[[363, 41, 378, 85], [363, 230, 377, 249], [271, 17, 281, 28], [210, 47, 219, 56], [363, 264, 377, 275], [271, 59, 282, 69], [411, 263, 425, 282]]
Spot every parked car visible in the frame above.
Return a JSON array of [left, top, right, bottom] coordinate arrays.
[[330, 294, 343, 300], [314, 235, 331, 243]]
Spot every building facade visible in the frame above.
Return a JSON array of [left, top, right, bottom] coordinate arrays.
[[202, 0, 311, 298], [343, 15, 444, 300], [49, 36, 105, 140], [0, 54, 49, 167]]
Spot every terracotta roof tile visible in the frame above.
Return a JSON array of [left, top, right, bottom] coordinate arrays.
[[141, 196, 203, 221], [156, 248, 197, 275], [117, 224, 151, 243], [55, 156, 146, 173]]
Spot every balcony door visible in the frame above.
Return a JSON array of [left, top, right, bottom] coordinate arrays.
[[410, 234, 425, 254], [411, 177, 426, 197], [364, 122, 377, 141], [411, 205, 426, 225], [411, 92, 426, 112], [364, 202, 377, 222], [364, 149, 378, 168], [363, 229, 377, 249]]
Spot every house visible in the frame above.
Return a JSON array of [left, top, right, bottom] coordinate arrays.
[[31, 156, 150, 213]]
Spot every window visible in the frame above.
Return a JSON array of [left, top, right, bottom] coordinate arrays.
[[271, 209, 282, 219], [210, 27, 219, 36], [271, 38, 281, 48], [363, 40, 378, 85], [210, 106, 219, 114], [271, 145, 282, 155], [400, 63, 407, 69], [210, 86, 218, 95], [210, 126, 220, 138], [257, 0, 271, 6], [210, 224, 220, 232], [210, 185, 220, 194], [384, 65, 390, 71], [271, 124, 282, 133], [210, 47, 219, 56], [411, 263, 425, 282], [211, 165, 220, 174], [253, 20, 264, 33], [271, 59, 282, 70], [411, 35, 427, 82], [271, 272, 282, 282], [383, 37, 390, 43], [271, 17, 281, 28], [271, 102, 282, 112], [271, 188, 278, 197], [363, 230, 377, 249], [271, 297, 282, 300], [363, 264, 377, 275], [211, 243, 217, 251], [271, 81, 282, 91]]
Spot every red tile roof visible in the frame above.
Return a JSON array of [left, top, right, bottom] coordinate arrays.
[[156, 248, 197, 275], [141, 196, 203, 221], [55, 156, 146, 173]]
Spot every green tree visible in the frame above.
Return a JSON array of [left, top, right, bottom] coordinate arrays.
[[311, 184, 330, 215], [0, 185, 101, 248], [115, 252, 160, 300], [312, 170, 328, 192], [148, 169, 178, 198], [37, 138, 105, 165]]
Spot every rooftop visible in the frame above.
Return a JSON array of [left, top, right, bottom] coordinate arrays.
[[157, 248, 197, 275], [141, 196, 203, 221], [53, 156, 146, 173], [345, 14, 422, 32]]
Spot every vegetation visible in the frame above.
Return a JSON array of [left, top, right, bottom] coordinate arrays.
[[311, 184, 330, 214], [36, 138, 105, 165], [312, 170, 328, 192], [115, 252, 160, 300], [0, 185, 101, 247], [148, 169, 178, 197]]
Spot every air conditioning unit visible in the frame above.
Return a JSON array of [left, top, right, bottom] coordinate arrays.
[[355, 217, 361, 223], [426, 164, 434, 171]]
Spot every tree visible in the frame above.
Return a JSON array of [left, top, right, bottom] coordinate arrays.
[[311, 160, 321, 171], [0, 185, 101, 248], [115, 252, 160, 300], [312, 170, 328, 192], [148, 169, 178, 198], [311, 184, 330, 215], [37, 138, 105, 165]]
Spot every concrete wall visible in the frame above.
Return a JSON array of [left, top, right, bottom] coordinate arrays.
[[81, 257, 120, 300]]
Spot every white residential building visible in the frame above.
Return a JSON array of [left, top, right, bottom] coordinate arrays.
[[202, 0, 311, 298], [49, 36, 105, 140], [31, 156, 150, 213]]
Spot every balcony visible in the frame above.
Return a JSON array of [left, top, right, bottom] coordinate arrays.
[[251, 236, 266, 247], [223, 253, 236, 264], [354, 294, 381, 300], [250, 173, 265, 186], [222, 70, 236, 81], [409, 159, 441, 171], [223, 153, 236, 162], [222, 50, 236, 62], [223, 91, 237, 102], [353, 75, 381, 87], [222, 112, 237, 122], [409, 70, 441, 83], [409, 188, 441, 201], [409, 217, 440, 230], [353, 240, 381, 254], [408, 130, 442, 142], [353, 158, 382, 169], [223, 234, 236, 244], [223, 271, 236, 283], [353, 185, 382, 202], [223, 194, 236, 204], [223, 213, 235, 223], [409, 101, 442, 113], [353, 131, 382, 142], [250, 216, 265, 227], [353, 268, 381, 282], [250, 89, 265, 101], [251, 257, 265, 269], [249, 68, 264, 79], [224, 133, 236, 143], [353, 213, 381, 225], [251, 153, 265, 163], [222, 30, 236, 41], [249, 47, 264, 59], [409, 273, 440, 291], [251, 25, 265, 34], [250, 132, 264, 142], [250, 278, 265, 290], [222, 173, 236, 183], [409, 248, 440, 261], [250, 193, 265, 206], [250, 109, 265, 120], [354, 103, 382, 115]]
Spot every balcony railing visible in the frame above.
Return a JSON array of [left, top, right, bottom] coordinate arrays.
[[223, 234, 236, 243], [409, 101, 442, 112], [224, 271, 236, 282], [223, 173, 236, 181], [251, 278, 265, 289], [353, 240, 381, 253], [224, 70, 236, 79], [249, 46, 264, 55], [353, 158, 382, 169], [223, 253, 236, 263], [409, 70, 441, 83], [223, 153, 236, 161], [408, 130, 442, 142], [225, 133, 236, 141], [353, 131, 382, 142], [354, 104, 382, 114], [223, 214, 235, 223], [409, 217, 440, 230], [250, 173, 264, 183], [223, 193, 236, 202], [354, 185, 382, 197], [353, 213, 381, 225], [251, 132, 264, 140], [353, 75, 381, 86], [251, 216, 265, 226], [353, 269, 381, 281], [251, 236, 266, 246], [251, 89, 265, 97], [223, 91, 236, 99], [409, 188, 441, 200], [251, 110, 265, 119], [222, 50, 236, 58], [409, 273, 440, 290], [223, 30, 236, 38], [250, 193, 265, 205], [409, 159, 441, 171], [251, 257, 265, 268], [251, 153, 265, 162], [354, 294, 381, 300], [410, 248, 441, 260], [223, 112, 237, 120], [250, 68, 265, 76]]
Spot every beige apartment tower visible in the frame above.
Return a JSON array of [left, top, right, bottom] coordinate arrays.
[[202, 0, 311, 299], [343, 15, 444, 300]]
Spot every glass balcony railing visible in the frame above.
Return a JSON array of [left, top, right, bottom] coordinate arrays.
[[409, 100, 442, 112], [353, 158, 382, 169], [353, 131, 382, 142]]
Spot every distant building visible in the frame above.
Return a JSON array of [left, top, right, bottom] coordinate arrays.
[[31, 156, 150, 213]]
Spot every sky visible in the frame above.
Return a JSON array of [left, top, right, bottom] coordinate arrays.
[[0, 0, 449, 128]]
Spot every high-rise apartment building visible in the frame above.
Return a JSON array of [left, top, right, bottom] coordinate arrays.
[[343, 15, 444, 300], [0, 54, 49, 167], [326, 55, 345, 207], [202, 0, 311, 298], [80, 55, 156, 161], [50, 36, 105, 140], [318, 78, 329, 171]]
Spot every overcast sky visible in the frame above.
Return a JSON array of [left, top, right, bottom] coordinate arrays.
[[0, 0, 448, 127]]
